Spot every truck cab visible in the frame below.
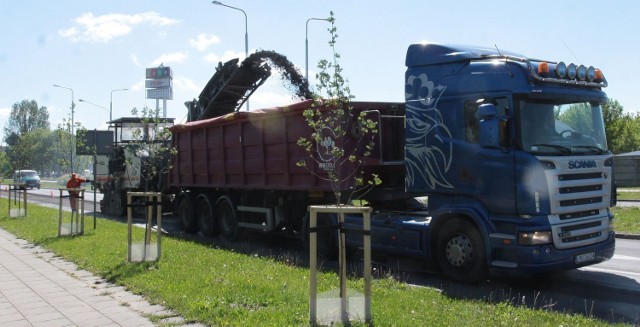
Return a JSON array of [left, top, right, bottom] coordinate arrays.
[[401, 43, 615, 281]]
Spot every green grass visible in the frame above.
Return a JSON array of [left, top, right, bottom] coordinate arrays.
[[0, 198, 629, 326], [617, 191, 640, 201], [613, 206, 640, 234]]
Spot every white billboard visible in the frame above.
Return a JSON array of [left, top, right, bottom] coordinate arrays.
[[145, 78, 172, 88], [146, 88, 173, 100]]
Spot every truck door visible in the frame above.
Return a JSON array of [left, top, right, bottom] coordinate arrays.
[[462, 96, 516, 214]]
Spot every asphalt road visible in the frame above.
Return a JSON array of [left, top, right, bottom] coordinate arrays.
[[7, 186, 640, 325]]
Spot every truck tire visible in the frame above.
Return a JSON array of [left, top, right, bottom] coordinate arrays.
[[216, 196, 239, 240], [177, 195, 197, 233], [196, 194, 217, 237], [436, 218, 486, 284]]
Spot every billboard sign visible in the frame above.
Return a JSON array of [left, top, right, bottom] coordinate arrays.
[[146, 88, 173, 100], [76, 130, 114, 155], [145, 78, 172, 88], [145, 66, 173, 100], [146, 66, 172, 79]]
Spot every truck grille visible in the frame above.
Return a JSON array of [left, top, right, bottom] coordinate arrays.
[[551, 217, 609, 249], [559, 209, 598, 220], [546, 159, 611, 250]]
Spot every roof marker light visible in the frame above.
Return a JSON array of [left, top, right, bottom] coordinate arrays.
[[567, 63, 577, 80], [555, 62, 567, 78], [594, 69, 604, 83], [577, 65, 587, 81], [538, 62, 549, 76], [586, 66, 596, 82]]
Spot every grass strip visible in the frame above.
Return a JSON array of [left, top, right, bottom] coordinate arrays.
[[0, 198, 627, 326], [612, 206, 640, 234]]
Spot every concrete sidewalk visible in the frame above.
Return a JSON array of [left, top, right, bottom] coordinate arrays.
[[0, 228, 188, 327]]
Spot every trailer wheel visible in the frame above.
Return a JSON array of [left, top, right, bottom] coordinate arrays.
[[196, 194, 217, 237], [177, 195, 197, 233], [216, 196, 239, 240], [436, 218, 486, 284]]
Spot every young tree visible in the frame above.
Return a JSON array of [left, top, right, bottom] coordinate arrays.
[[128, 106, 176, 193], [297, 12, 379, 205], [127, 105, 176, 248], [55, 118, 85, 174]]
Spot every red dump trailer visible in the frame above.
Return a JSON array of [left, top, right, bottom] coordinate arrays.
[[169, 99, 407, 240]]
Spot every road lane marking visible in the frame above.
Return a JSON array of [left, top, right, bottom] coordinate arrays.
[[613, 254, 640, 261]]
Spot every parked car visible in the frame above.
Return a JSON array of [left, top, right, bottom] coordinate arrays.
[[13, 170, 41, 189]]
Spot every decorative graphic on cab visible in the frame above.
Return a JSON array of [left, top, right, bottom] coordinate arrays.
[[404, 73, 454, 189]]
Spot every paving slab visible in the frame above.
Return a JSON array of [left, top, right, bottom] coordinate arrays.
[[0, 228, 189, 326]]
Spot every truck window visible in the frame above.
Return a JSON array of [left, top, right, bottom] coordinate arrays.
[[464, 97, 510, 145], [519, 100, 608, 154]]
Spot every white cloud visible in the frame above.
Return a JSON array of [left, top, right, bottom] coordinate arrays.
[[150, 52, 188, 66], [190, 34, 220, 52], [58, 12, 179, 43], [131, 80, 145, 91], [172, 76, 201, 93], [0, 106, 10, 120], [204, 50, 245, 64], [130, 54, 141, 67]]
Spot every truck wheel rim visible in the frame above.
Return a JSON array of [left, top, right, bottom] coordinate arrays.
[[445, 234, 473, 267]]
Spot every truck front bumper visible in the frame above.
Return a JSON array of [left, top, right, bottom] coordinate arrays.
[[489, 232, 615, 277]]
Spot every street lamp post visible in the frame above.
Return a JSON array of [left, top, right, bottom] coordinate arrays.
[[53, 84, 75, 173], [78, 99, 109, 113], [306, 18, 330, 82], [110, 88, 129, 122], [212, 0, 250, 110]]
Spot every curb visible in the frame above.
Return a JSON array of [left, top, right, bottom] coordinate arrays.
[[615, 233, 640, 240]]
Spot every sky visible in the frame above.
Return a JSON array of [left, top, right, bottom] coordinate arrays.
[[1, 0, 639, 140]]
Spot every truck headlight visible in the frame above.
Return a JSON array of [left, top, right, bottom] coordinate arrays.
[[519, 231, 552, 245]]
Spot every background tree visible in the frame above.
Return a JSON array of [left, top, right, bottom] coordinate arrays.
[[3, 99, 50, 138], [6, 129, 57, 175], [3, 99, 52, 173], [0, 151, 11, 179], [602, 99, 640, 154]]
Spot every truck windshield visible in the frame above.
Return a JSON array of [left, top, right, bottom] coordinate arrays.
[[519, 100, 607, 155]]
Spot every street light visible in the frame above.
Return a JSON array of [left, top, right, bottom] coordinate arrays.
[[212, 0, 250, 110], [110, 88, 129, 122], [78, 99, 108, 113], [306, 18, 330, 82], [53, 84, 75, 173]]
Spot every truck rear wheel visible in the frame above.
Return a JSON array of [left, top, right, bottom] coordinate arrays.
[[216, 196, 239, 240], [196, 194, 217, 237], [177, 195, 197, 233], [436, 218, 486, 284]]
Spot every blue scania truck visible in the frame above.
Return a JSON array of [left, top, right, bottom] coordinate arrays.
[[343, 43, 615, 283], [128, 42, 614, 284]]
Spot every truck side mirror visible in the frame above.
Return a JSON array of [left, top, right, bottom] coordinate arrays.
[[477, 104, 500, 148]]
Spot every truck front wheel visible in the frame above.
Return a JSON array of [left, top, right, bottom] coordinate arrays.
[[436, 218, 486, 284]]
